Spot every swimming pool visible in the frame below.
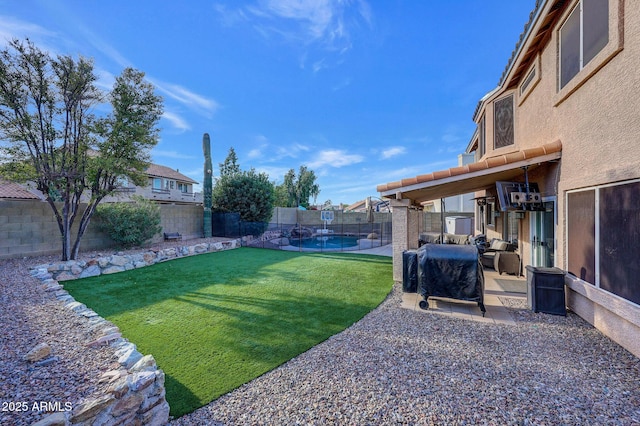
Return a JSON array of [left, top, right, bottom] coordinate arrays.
[[289, 235, 360, 250]]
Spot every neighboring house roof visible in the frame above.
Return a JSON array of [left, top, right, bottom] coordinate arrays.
[[345, 198, 389, 212], [146, 164, 198, 184], [345, 200, 366, 212], [0, 179, 41, 200], [377, 140, 562, 204]]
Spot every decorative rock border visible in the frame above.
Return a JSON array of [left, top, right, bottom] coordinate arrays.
[[35, 240, 239, 282], [29, 239, 240, 425]]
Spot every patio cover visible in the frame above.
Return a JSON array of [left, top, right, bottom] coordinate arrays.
[[377, 140, 562, 204]]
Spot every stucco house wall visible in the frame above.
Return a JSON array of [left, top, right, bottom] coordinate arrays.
[[377, 0, 640, 358], [476, 0, 640, 357]]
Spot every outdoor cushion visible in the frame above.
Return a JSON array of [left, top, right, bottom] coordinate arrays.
[[488, 239, 509, 251]]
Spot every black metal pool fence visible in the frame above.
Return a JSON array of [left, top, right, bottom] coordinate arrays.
[[211, 208, 392, 252]]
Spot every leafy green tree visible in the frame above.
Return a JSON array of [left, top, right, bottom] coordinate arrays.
[[272, 181, 289, 207], [95, 196, 162, 247], [275, 165, 320, 208], [218, 147, 240, 178], [212, 168, 275, 223], [0, 39, 163, 260]]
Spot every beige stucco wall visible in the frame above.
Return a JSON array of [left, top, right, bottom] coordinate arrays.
[[472, 0, 640, 358]]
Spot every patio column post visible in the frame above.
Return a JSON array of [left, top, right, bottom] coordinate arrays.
[[390, 198, 420, 282]]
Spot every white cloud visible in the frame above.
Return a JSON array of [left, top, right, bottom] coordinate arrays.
[[161, 111, 191, 131], [150, 79, 220, 117], [271, 142, 311, 160], [306, 149, 364, 168], [0, 16, 58, 50], [380, 146, 406, 159], [218, 0, 372, 70], [247, 148, 263, 159], [254, 165, 292, 182]]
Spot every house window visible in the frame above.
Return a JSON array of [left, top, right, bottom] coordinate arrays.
[[503, 211, 519, 246], [494, 95, 514, 149], [559, 0, 609, 89], [152, 178, 162, 189], [486, 202, 496, 227], [170, 181, 175, 190], [520, 68, 536, 95], [479, 115, 486, 159], [567, 180, 640, 306]]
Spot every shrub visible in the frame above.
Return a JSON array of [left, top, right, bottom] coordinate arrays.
[[96, 196, 162, 247], [211, 169, 275, 223]]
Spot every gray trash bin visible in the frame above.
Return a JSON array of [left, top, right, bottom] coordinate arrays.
[[526, 266, 566, 316]]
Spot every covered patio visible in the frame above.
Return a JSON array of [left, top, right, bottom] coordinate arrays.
[[376, 140, 561, 282]]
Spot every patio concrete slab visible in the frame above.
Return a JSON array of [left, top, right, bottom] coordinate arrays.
[[401, 268, 526, 325]]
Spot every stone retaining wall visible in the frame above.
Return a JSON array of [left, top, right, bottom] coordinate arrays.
[[29, 239, 240, 425], [37, 240, 239, 282]]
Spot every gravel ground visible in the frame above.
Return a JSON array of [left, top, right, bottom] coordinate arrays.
[[173, 286, 640, 426], [0, 237, 230, 426], [0, 255, 116, 426], [2, 240, 640, 425]]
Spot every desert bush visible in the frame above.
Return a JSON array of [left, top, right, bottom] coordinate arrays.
[[96, 196, 162, 247]]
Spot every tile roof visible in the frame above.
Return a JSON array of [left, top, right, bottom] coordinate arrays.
[[377, 140, 562, 202], [145, 164, 198, 184], [0, 179, 42, 200]]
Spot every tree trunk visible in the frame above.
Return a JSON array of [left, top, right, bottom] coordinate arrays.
[[61, 200, 73, 261], [71, 200, 99, 260]]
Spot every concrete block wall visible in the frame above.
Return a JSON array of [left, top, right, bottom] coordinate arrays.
[[157, 204, 203, 241], [0, 200, 114, 259], [0, 200, 205, 260]]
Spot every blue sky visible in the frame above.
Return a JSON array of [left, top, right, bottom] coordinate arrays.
[[1, 0, 535, 206]]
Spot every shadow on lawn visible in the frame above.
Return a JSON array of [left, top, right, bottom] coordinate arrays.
[[65, 248, 392, 318], [164, 374, 201, 419], [64, 248, 392, 417]]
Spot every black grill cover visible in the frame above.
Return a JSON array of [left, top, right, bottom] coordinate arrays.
[[417, 244, 484, 303]]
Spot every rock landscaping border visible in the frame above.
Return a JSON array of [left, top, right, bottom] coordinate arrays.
[[27, 239, 240, 426]]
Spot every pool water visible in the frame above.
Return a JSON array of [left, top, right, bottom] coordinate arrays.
[[290, 235, 359, 250]]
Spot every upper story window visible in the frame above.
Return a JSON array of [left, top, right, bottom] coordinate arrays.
[[559, 0, 609, 89], [152, 178, 162, 189], [479, 115, 486, 159], [520, 68, 536, 95], [494, 94, 514, 149]]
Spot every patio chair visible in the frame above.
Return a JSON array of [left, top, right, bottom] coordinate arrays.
[[480, 239, 516, 269]]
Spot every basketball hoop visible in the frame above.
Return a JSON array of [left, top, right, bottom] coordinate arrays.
[[321, 210, 334, 228]]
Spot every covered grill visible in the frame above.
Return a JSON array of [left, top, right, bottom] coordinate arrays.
[[415, 244, 485, 316]]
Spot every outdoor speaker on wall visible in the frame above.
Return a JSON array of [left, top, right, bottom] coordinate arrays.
[[496, 181, 545, 211]]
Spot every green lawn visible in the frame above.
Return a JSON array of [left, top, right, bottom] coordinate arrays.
[[64, 247, 393, 417]]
